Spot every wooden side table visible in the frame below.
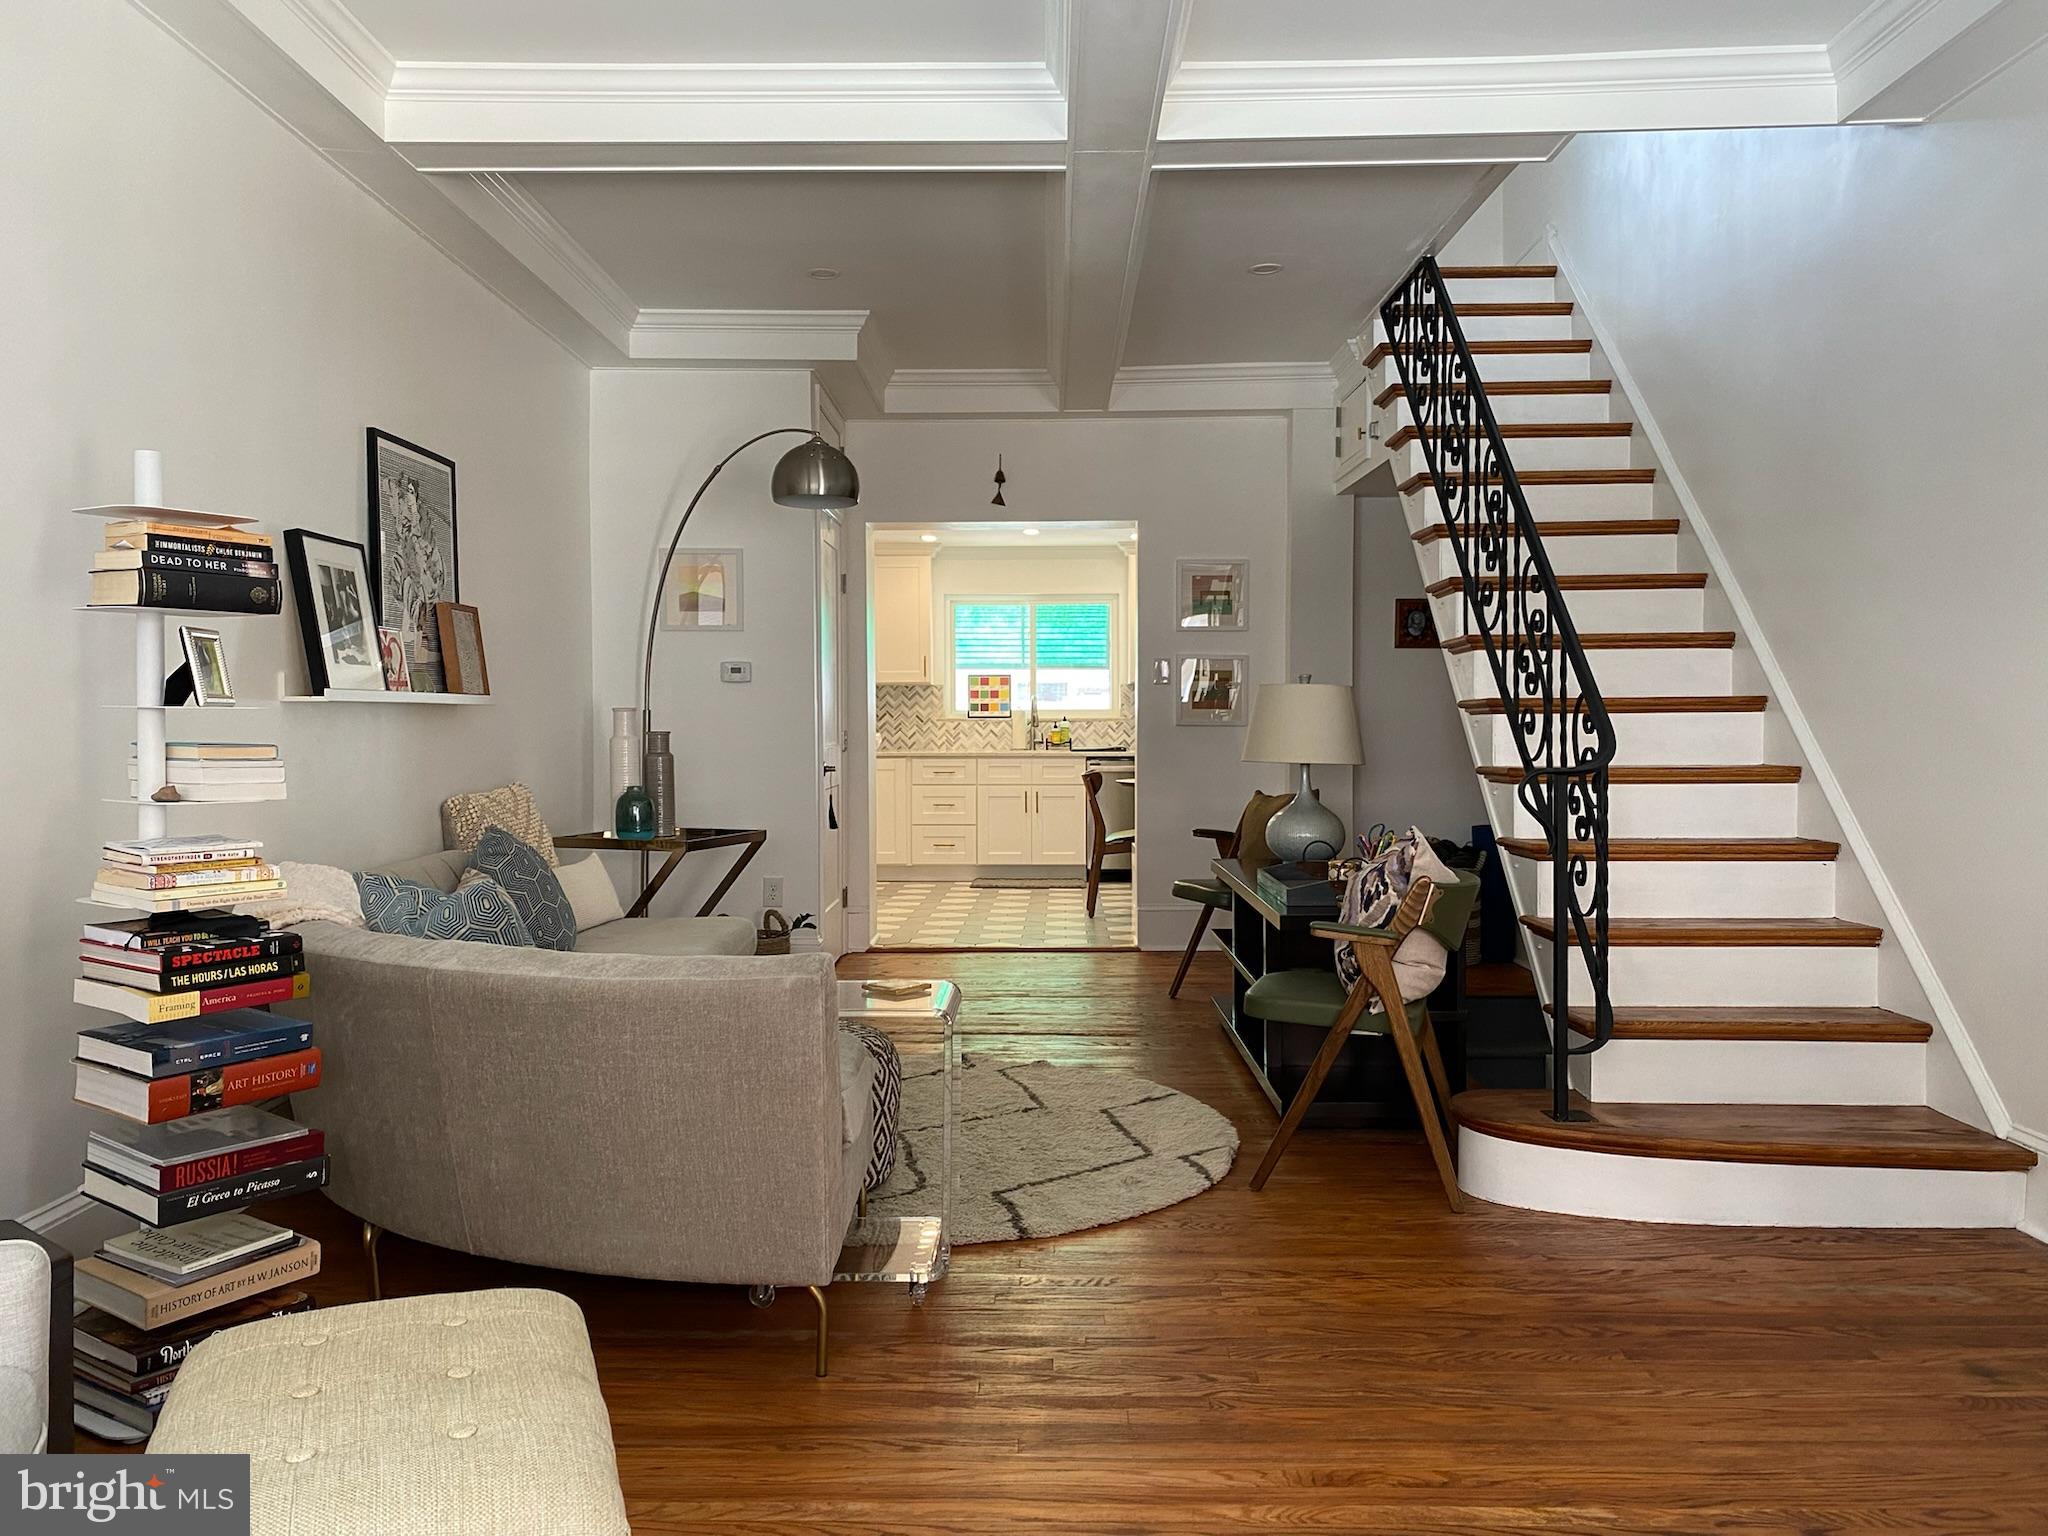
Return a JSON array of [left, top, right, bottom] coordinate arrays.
[[554, 827, 768, 919]]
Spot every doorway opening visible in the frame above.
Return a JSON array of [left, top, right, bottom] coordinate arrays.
[[867, 521, 1138, 950]]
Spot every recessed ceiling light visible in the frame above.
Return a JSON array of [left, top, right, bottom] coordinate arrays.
[[808, 267, 840, 280], [1248, 262, 1283, 276], [1022, 527, 1040, 536], [919, 533, 937, 543]]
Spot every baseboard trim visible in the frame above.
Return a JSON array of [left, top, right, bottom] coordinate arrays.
[[1543, 221, 2011, 1141]]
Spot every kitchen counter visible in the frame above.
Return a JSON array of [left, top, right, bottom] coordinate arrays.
[[876, 747, 1134, 758]]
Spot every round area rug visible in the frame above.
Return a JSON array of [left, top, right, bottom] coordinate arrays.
[[869, 1056, 1238, 1245]]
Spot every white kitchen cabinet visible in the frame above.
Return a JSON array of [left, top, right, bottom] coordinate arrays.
[[911, 827, 975, 864], [975, 785, 1033, 863], [1031, 783, 1089, 863], [873, 555, 933, 685], [911, 785, 975, 824], [873, 757, 909, 865]]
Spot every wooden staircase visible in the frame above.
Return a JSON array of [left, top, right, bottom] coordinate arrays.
[[1377, 263, 2034, 1226]]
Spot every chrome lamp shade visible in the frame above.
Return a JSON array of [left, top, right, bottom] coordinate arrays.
[[771, 436, 861, 510]]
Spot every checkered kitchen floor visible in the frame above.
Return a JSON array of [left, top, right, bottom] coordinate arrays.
[[872, 880, 1136, 949]]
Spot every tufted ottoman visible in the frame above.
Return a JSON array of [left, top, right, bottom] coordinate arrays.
[[148, 1288, 629, 1536]]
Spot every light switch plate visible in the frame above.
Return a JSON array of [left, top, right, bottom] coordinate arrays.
[[721, 661, 752, 683], [1151, 658, 1171, 684]]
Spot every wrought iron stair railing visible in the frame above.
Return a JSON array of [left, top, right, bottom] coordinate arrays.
[[1379, 254, 1614, 1122]]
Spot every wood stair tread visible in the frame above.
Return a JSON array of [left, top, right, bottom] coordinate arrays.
[[1444, 631, 1734, 652], [1426, 570, 1703, 597], [1402, 468, 1655, 496], [1460, 694, 1767, 715], [1389, 301, 1574, 317], [1390, 422, 1633, 450], [1438, 264, 1559, 278], [1414, 517, 1672, 544], [1563, 1006, 1934, 1043], [1365, 339, 1592, 368], [1498, 837, 1839, 862], [1478, 763, 1801, 785], [1520, 915, 1882, 947], [1376, 378, 1610, 408], [1450, 1091, 2035, 1172]]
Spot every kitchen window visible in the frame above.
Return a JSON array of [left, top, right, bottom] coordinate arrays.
[[949, 597, 1118, 714]]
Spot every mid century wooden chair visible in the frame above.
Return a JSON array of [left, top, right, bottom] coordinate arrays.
[[1166, 790, 1292, 999], [1240, 868, 1482, 1207], [1081, 770, 1135, 918]]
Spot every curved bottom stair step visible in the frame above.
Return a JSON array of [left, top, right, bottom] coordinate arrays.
[[1451, 1092, 2035, 1227], [1564, 1006, 1934, 1043]]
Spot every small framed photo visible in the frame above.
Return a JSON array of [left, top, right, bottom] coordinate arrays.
[[1176, 654, 1248, 726], [434, 601, 490, 696], [1394, 597, 1439, 649], [283, 529, 387, 695], [178, 626, 235, 706], [1176, 559, 1249, 631], [377, 626, 412, 692], [661, 548, 743, 631], [966, 673, 1012, 717]]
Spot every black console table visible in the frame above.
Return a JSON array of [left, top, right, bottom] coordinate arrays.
[[1209, 858, 1466, 1128]]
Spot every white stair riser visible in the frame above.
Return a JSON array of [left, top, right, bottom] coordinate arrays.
[[1420, 531, 1674, 585], [1491, 779, 1796, 839], [1403, 481, 1658, 529], [1569, 1037, 1924, 1105], [1443, 277, 1557, 304], [1511, 856, 1836, 920], [1387, 391, 1613, 429], [1559, 943, 1877, 1006], [1394, 437, 1635, 482], [1458, 1131, 2025, 1227], [1475, 709, 1760, 765], [1433, 586, 1705, 639], [1452, 647, 1731, 697], [1373, 349, 1594, 397], [1373, 312, 1575, 346]]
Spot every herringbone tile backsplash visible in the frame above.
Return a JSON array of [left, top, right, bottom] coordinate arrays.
[[875, 684, 1135, 754]]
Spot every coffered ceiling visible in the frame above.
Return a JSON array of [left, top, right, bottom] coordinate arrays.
[[145, 0, 2045, 415]]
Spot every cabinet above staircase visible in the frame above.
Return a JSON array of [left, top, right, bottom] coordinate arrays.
[[1372, 258, 2034, 1227]]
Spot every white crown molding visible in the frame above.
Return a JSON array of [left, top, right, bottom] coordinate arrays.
[[224, 0, 392, 130], [1108, 361, 1334, 413], [432, 172, 638, 350], [384, 61, 1067, 148], [629, 308, 870, 362], [1830, 0, 2048, 119], [1160, 47, 1840, 139], [1152, 131, 1567, 169], [396, 141, 1066, 174], [883, 368, 1062, 415]]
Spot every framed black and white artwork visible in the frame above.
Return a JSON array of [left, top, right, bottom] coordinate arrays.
[[283, 529, 387, 695], [366, 427, 459, 692]]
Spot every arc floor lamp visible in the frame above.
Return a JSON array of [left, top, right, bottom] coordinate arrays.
[[636, 429, 861, 825]]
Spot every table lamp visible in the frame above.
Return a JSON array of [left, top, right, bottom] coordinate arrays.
[[1241, 677, 1364, 862]]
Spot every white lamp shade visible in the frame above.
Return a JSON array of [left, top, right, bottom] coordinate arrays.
[[1241, 682, 1364, 765]]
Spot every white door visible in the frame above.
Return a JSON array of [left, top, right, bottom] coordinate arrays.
[[977, 785, 1032, 863], [873, 758, 907, 864], [818, 518, 844, 955], [1032, 784, 1089, 864]]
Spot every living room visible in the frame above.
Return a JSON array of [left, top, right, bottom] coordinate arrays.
[[9, 2, 2048, 1532]]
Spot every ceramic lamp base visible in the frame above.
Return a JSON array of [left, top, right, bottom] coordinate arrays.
[[1265, 764, 1346, 863]]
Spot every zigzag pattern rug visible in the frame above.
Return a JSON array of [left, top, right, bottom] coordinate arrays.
[[869, 1057, 1237, 1244]]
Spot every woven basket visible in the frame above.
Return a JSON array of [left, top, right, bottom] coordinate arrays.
[[755, 909, 791, 956]]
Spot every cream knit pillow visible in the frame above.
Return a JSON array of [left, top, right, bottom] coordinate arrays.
[[441, 783, 557, 866]]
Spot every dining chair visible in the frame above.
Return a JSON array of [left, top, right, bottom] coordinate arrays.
[[1081, 770, 1135, 918], [1166, 789, 1293, 999]]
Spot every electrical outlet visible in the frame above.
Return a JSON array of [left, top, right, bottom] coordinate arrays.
[[763, 877, 785, 909]]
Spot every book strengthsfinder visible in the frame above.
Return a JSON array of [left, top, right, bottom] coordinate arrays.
[[74, 1236, 322, 1330]]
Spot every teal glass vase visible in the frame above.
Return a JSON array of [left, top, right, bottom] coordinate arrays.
[[614, 784, 656, 841]]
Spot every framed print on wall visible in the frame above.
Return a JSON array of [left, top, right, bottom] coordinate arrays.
[[283, 529, 387, 695], [1394, 597, 1439, 649], [1176, 558, 1249, 631], [1176, 654, 1248, 726], [660, 548, 743, 631], [366, 427, 458, 692], [435, 601, 491, 696]]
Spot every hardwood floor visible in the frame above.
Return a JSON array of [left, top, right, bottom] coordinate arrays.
[[250, 950, 2048, 1532]]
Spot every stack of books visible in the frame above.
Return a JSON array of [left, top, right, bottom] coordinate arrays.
[[88, 515, 282, 613], [127, 744, 287, 805], [74, 1007, 321, 1123], [70, 1213, 321, 1442], [91, 835, 284, 911], [1255, 860, 1344, 917]]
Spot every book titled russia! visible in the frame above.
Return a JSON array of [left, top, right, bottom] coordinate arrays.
[[75, 1046, 322, 1124]]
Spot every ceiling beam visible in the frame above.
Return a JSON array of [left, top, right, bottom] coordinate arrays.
[[1051, 0, 1189, 413], [399, 141, 1066, 174]]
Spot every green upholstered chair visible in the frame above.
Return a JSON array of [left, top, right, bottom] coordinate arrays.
[[1166, 790, 1293, 999], [1241, 867, 1482, 1207]]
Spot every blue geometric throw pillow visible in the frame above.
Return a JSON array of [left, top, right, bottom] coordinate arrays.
[[463, 824, 577, 951], [354, 871, 535, 947]]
